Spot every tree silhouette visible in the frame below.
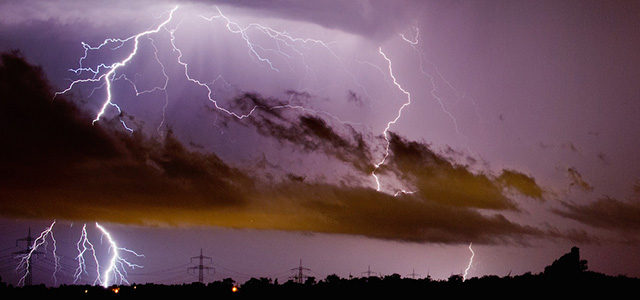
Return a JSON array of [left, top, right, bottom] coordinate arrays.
[[544, 246, 588, 279]]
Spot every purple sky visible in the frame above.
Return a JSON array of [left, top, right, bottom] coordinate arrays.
[[1, 0, 640, 287]]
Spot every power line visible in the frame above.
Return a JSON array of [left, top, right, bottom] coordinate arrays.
[[13, 228, 44, 286]]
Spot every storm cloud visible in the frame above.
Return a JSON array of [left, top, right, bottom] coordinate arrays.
[[0, 51, 551, 244]]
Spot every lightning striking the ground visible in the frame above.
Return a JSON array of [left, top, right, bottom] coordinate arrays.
[[95, 223, 144, 288], [463, 243, 475, 281], [12, 221, 143, 287], [15, 221, 60, 287], [74, 223, 101, 285]]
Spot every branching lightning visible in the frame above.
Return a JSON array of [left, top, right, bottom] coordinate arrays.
[[74, 223, 101, 285], [399, 27, 465, 138], [13, 221, 143, 287], [15, 221, 60, 286], [56, 6, 179, 131], [399, 26, 484, 160], [95, 222, 144, 287], [56, 5, 352, 134], [54, 5, 477, 196], [173, 6, 350, 124]]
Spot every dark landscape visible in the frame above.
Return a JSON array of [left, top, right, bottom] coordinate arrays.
[[1, 247, 638, 298]]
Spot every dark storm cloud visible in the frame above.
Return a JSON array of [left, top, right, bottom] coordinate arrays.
[[230, 92, 547, 211], [554, 188, 640, 235], [262, 182, 545, 244], [383, 132, 542, 210], [0, 51, 551, 244], [0, 51, 252, 222], [235, 92, 374, 173]]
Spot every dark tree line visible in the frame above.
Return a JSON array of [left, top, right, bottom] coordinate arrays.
[[1, 247, 638, 299]]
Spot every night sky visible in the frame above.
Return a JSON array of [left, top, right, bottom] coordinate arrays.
[[1, 0, 640, 287]]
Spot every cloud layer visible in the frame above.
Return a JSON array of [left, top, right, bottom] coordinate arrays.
[[0, 51, 552, 245]]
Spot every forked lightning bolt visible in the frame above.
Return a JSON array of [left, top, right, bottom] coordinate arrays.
[[74, 223, 101, 285], [55, 5, 470, 196], [15, 221, 61, 286], [96, 222, 144, 287], [57, 5, 346, 130], [56, 6, 179, 130]]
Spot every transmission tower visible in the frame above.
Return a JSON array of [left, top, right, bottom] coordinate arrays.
[[361, 265, 378, 278], [290, 259, 311, 284], [13, 228, 44, 286], [406, 268, 421, 279], [188, 248, 214, 283]]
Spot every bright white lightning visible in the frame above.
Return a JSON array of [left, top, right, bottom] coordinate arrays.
[[95, 222, 144, 288], [399, 27, 466, 138], [200, 7, 281, 72], [372, 47, 413, 193], [170, 6, 344, 123], [463, 242, 475, 281], [56, 6, 179, 130], [54, 5, 469, 197], [56, 4, 369, 136], [15, 220, 61, 286], [167, 23, 260, 120], [74, 223, 101, 285]]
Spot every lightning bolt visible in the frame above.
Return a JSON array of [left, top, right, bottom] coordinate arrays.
[[372, 47, 413, 193], [96, 222, 144, 288], [12, 222, 143, 287], [54, 5, 474, 196], [15, 221, 60, 286], [57, 4, 372, 136], [74, 223, 101, 285], [56, 6, 179, 131], [399, 27, 466, 138], [199, 7, 281, 72], [463, 242, 474, 281], [372, 27, 484, 194], [399, 26, 484, 160], [171, 6, 348, 123]]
